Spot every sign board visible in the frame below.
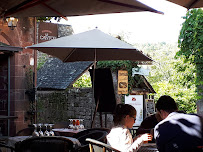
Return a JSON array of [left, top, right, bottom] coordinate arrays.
[[118, 70, 128, 94], [125, 95, 143, 126], [38, 22, 57, 43], [132, 67, 150, 76], [145, 99, 155, 116]]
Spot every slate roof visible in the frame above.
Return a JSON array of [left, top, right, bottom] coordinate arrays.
[[37, 58, 93, 90], [0, 42, 23, 53], [131, 75, 156, 94]]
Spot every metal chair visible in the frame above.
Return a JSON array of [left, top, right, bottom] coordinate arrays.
[[74, 130, 109, 152], [0, 141, 15, 152], [72, 128, 110, 139], [86, 138, 120, 152], [15, 136, 80, 152], [16, 127, 34, 136]]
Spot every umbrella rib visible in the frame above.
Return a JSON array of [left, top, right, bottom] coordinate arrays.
[[63, 48, 77, 62], [41, 2, 68, 20], [3, 0, 48, 17], [186, 0, 199, 9], [98, 0, 163, 14]]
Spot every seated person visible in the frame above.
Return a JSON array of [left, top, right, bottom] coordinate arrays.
[[107, 104, 152, 152], [136, 112, 162, 142], [154, 95, 203, 152]]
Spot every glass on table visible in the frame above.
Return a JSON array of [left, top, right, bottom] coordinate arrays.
[[44, 124, 50, 136], [48, 124, 55, 136], [38, 123, 44, 136], [76, 119, 80, 126], [32, 124, 39, 136], [73, 119, 76, 126], [80, 119, 84, 129], [68, 119, 74, 129]]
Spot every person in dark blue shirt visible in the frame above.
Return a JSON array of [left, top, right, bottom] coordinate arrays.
[[154, 95, 203, 152]]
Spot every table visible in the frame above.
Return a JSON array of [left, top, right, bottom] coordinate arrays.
[[53, 128, 85, 137], [6, 136, 81, 149], [138, 143, 159, 152], [6, 136, 32, 148]]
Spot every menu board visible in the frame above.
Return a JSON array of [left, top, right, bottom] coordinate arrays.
[[145, 99, 155, 116], [118, 70, 128, 94], [125, 95, 143, 126]]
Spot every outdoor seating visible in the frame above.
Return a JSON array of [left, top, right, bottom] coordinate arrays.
[[0, 141, 15, 152], [14, 136, 80, 152], [74, 129, 109, 152], [72, 128, 110, 139], [15, 127, 34, 136], [86, 138, 120, 152]]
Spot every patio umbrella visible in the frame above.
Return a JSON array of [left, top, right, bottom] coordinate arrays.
[[0, 0, 163, 18], [26, 29, 152, 63], [167, 0, 203, 9], [26, 29, 152, 127]]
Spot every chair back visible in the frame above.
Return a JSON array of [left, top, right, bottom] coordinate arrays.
[[0, 141, 15, 152], [86, 138, 120, 152], [15, 136, 79, 152], [74, 129, 109, 152], [72, 128, 110, 139], [16, 127, 34, 136]]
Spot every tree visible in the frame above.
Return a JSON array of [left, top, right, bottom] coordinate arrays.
[[135, 43, 197, 113], [176, 9, 203, 114], [73, 73, 92, 88]]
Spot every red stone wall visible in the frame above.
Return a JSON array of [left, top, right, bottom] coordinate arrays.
[[0, 17, 35, 136]]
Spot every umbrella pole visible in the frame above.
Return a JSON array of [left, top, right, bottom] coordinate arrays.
[[91, 49, 98, 128]]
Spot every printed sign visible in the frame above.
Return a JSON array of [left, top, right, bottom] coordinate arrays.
[[38, 22, 57, 43], [125, 95, 143, 126], [118, 70, 128, 94], [145, 99, 155, 116]]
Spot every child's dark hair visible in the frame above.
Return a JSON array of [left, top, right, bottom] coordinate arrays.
[[113, 104, 136, 126]]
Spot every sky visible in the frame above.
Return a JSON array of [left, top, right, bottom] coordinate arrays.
[[54, 0, 187, 44]]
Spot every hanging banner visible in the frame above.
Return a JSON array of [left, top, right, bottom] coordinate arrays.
[[118, 70, 128, 94], [125, 95, 143, 126]]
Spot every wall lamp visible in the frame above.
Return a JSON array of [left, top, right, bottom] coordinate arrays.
[[6, 17, 18, 30]]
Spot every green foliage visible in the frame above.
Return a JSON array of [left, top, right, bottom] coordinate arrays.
[[37, 52, 49, 70], [177, 9, 203, 99], [37, 17, 52, 22], [73, 74, 92, 88], [37, 17, 62, 22], [97, 60, 139, 91], [135, 42, 197, 113]]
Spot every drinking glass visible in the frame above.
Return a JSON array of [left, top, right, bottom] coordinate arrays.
[[69, 119, 73, 129], [49, 124, 55, 136], [80, 119, 84, 129], [73, 119, 76, 130], [76, 119, 80, 126], [32, 124, 39, 136], [44, 124, 50, 136], [38, 123, 44, 136]]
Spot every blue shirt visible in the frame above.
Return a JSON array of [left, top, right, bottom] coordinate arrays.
[[154, 112, 203, 152]]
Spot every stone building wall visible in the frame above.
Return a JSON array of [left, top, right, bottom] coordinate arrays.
[[37, 88, 114, 129]]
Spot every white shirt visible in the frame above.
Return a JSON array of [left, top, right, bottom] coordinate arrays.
[[107, 126, 144, 152]]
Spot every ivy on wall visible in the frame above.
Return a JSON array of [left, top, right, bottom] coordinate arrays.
[[177, 8, 203, 99], [97, 60, 141, 93]]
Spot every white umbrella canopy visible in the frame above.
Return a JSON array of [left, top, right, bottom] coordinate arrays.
[[0, 0, 163, 18], [167, 0, 203, 9], [26, 29, 152, 63], [27, 29, 152, 128]]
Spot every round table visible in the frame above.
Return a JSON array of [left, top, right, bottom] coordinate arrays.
[[53, 128, 85, 137]]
